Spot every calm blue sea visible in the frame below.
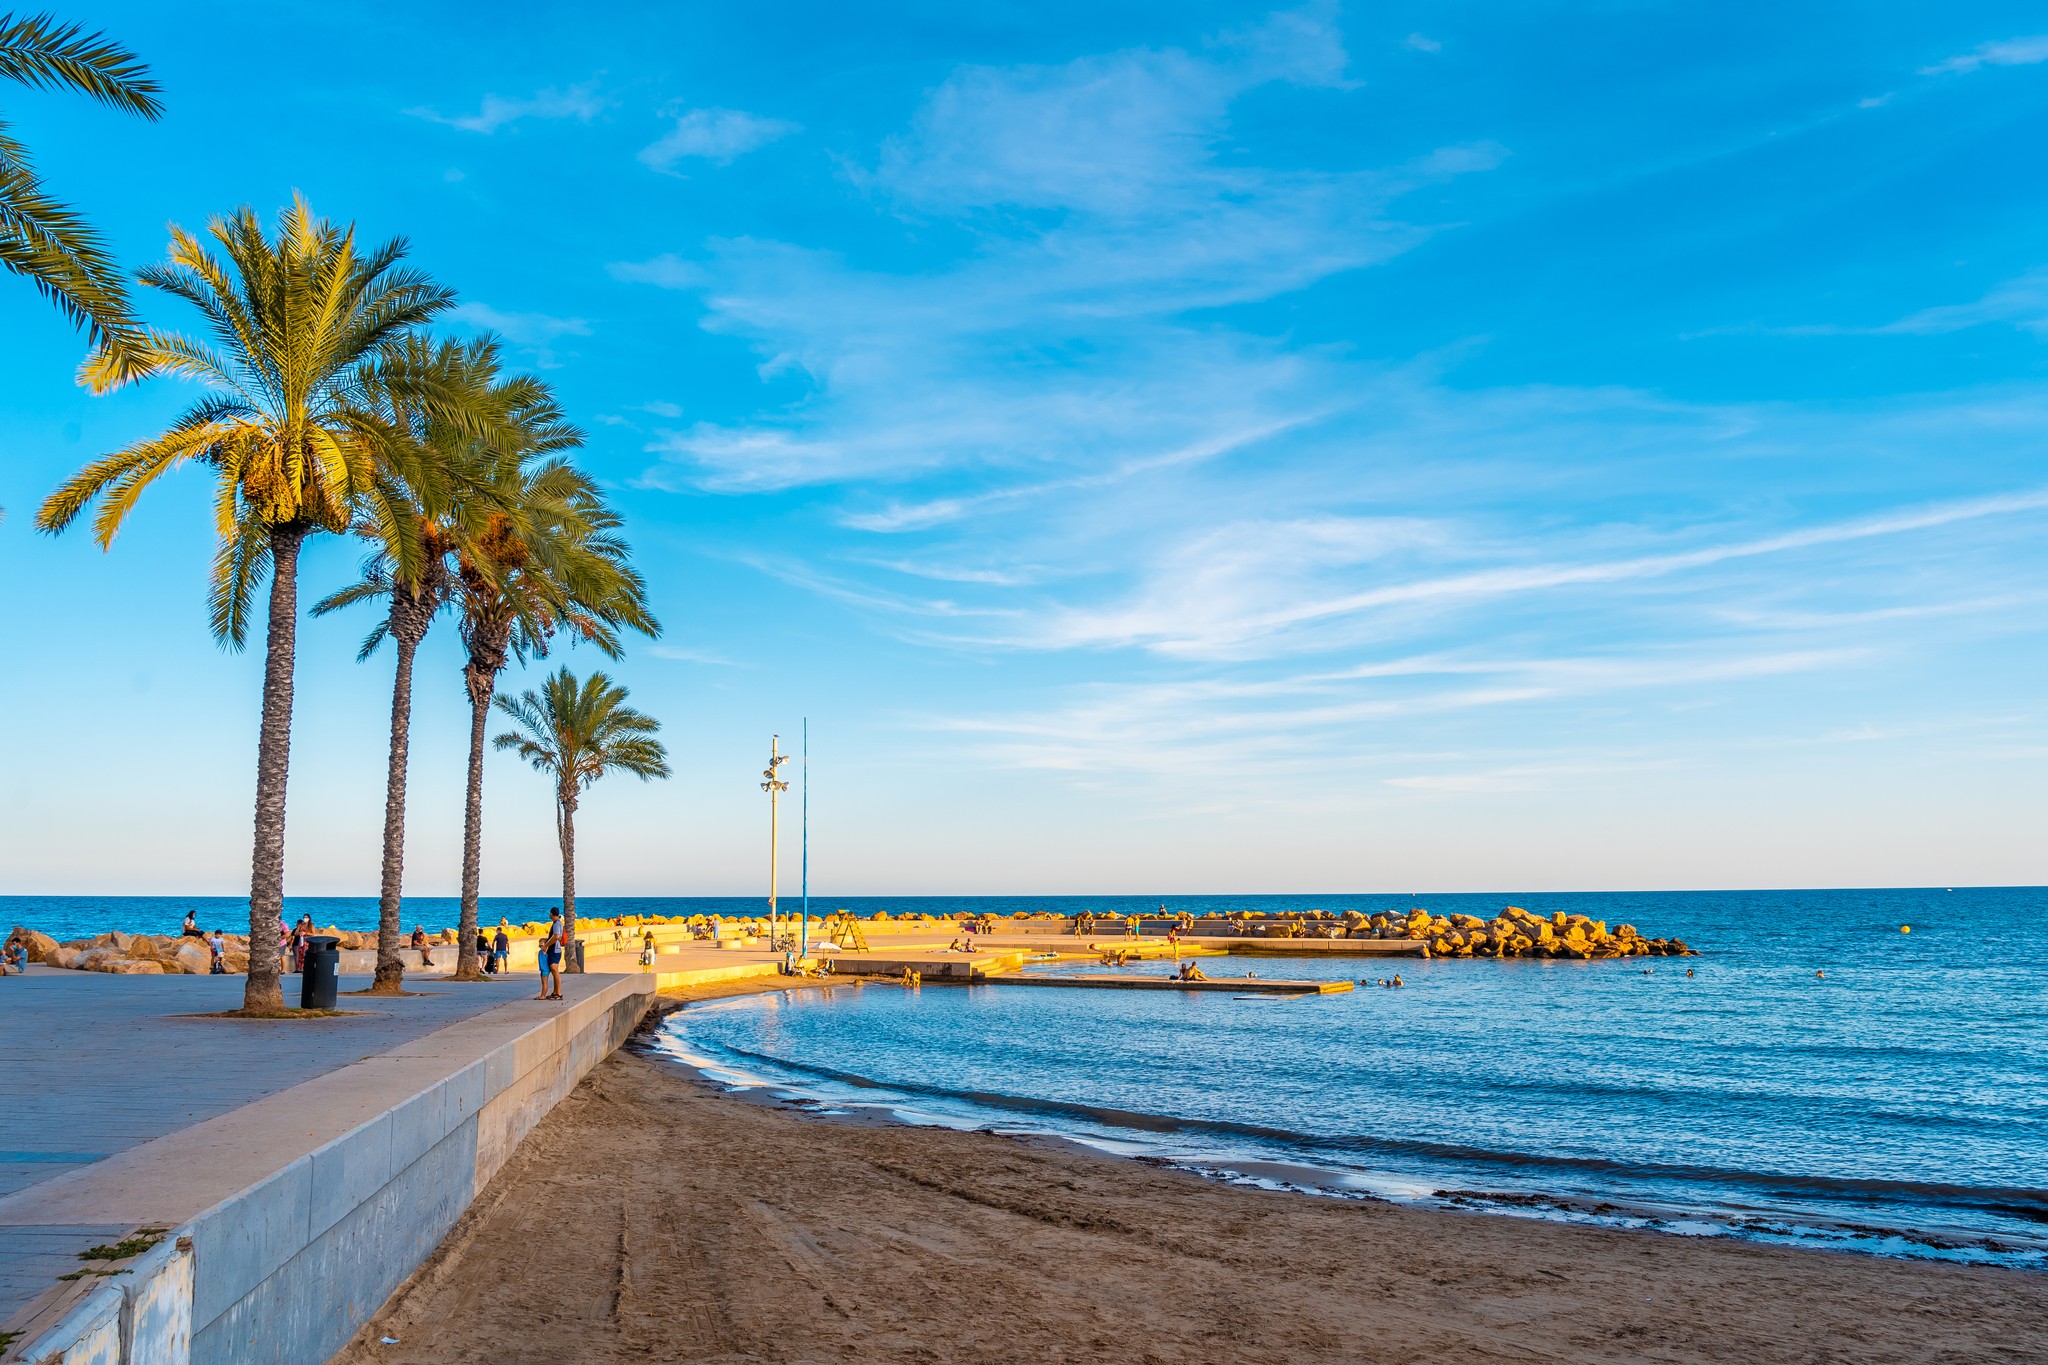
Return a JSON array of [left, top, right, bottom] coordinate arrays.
[[11, 889, 2044, 1264], [631, 887, 2046, 1268]]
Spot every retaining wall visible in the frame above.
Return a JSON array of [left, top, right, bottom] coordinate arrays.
[[6, 978, 652, 1365]]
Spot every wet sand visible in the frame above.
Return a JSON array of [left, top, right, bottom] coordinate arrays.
[[337, 982, 2046, 1364]]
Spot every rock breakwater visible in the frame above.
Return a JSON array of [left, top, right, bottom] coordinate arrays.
[[1351, 906, 1694, 959]]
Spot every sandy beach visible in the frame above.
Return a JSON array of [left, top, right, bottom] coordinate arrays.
[[332, 981, 2046, 1365]]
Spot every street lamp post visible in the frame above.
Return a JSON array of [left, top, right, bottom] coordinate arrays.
[[762, 736, 789, 953], [800, 719, 809, 963]]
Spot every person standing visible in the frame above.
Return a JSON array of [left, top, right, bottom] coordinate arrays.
[[539, 909, 564, 1001], [208, 928, 227, 975], [492, 924, 511, 975]]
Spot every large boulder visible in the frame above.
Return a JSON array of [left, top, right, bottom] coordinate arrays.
[[167, 940, 214, 976], [8, 927, 59, 962], [46, 944, 85, 969], [125, 936, 166, 961], [102, 958, 166, 975]]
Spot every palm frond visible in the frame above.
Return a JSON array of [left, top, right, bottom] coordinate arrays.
[[0, 13, 163, 117], [0, 157, 137, 348]]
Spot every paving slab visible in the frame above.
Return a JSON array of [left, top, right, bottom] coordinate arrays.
[[0, 970, 524, 1325]]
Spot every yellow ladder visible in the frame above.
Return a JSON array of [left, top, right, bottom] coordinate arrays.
[[832, 912, 870, 952]]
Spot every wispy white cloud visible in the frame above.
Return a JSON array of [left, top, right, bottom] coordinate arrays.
[[1875, 267, 2048, 336], [645, 644, 745, 666], [1920, 35, 2048, 76], [607, 253, 706, 290], [1405, 33, 1442, 54], [639, 108, 798, 172], [929, 646, 1867, 782], [410, 82, 604, 134], [1697, 267, 2048, 339], [448, 302, 592, 346], [1014, 486, 2048, 659]]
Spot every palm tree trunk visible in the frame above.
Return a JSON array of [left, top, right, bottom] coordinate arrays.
[[456, 658, 494, 980], [369, 611, 422, 993], [558, 789, 579, 972], [244, 523, 307, 1013]]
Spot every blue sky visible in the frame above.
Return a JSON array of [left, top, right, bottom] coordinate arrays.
[[3, 2, 2045, 896]]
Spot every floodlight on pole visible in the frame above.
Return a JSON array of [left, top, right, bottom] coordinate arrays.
[[762, 736, 790, 952]]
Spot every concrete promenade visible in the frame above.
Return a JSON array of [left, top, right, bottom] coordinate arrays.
[[0, 924, 1417, 1362], [0, 968, 658, 1364]]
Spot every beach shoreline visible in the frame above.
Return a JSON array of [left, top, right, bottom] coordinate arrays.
[[334, 978, 2045, 1365]]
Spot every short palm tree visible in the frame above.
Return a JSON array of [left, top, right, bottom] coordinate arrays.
[[495, 668, 670, 938], [2, 14, 159, 345], [312, 336, 565, 992], [36, 195, 453, 1013], [451, 462, 657, 977]]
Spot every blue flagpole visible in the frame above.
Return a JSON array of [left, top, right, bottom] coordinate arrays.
[[800, 718, 809, 961]]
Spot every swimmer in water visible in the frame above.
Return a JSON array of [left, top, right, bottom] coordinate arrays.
[[1816, 969, 1825, 978], [1686, 968, 1694, 977], [1392, 974, 1403, 988]]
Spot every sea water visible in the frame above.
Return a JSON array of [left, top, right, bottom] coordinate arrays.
[[642, 887, 2048, 1267], [12, 888, 2044, 1264]]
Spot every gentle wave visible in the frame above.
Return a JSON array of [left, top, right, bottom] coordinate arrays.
[[696, 1036, 2048, 1219]]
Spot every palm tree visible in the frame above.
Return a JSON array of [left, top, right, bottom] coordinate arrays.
[[36, 195, 453, 1014], [2, 13, 159, 348], [449, 446, 657, 977], [494, 668, 669, 941], [312, 336, 564, 992]]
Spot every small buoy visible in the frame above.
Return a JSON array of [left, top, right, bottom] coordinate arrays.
[[1900, 925, 1911, 933]]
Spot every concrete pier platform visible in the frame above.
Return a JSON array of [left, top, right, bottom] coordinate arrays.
[[987, 973, 1355, 994], [0, 971, 653, 1364]]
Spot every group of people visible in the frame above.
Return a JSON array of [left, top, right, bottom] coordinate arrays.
[[176, 910, 232, 973]]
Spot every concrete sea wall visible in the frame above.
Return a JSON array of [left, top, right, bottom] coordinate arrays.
[[7, 978, 652, 1365]]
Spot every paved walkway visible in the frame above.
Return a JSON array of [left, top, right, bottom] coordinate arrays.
[[0, 969, 528, 1320]]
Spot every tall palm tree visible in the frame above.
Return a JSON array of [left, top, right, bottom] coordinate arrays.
[[2, 13, 159, 349], [494, 668, 669, 938], [312, 336, 565, 992], [449, 449, 658, 977], [37, 195, 453, 1014]]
